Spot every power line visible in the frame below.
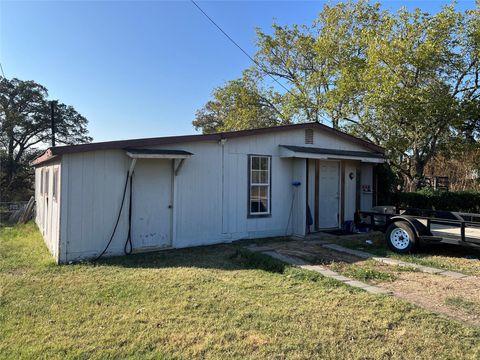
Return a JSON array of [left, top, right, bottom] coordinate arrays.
[[190, 1, 288, 91], [191, 1, 257, 70], [190, 0, 327, 123]]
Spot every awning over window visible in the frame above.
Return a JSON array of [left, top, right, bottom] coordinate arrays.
[[279, 145, 385, 163], [125, 148, 193, 159]]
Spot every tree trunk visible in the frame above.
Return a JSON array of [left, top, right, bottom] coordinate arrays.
[[412, 159, 426, 191], [405, 177, 416, 192], [6, 127, 15, 185]]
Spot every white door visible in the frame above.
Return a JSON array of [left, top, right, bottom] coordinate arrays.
[[318, 161, 340, 228], [132, 159, 172, 249]]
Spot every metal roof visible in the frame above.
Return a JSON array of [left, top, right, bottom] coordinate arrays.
[[32, 122, 384, 166]]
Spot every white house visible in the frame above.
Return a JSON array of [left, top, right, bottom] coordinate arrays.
[[32, 122, 385, 263]]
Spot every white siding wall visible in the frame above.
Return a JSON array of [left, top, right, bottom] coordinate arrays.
[[60, 150, 131, 261], [139, 136, 301, 248], [169, 131, 317, 245], [172, 142, 224, 246], [34, 160, 61, 261], [54, 127, 376, 262]]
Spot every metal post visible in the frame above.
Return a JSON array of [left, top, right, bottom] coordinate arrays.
[[50, 101, 56, 147]]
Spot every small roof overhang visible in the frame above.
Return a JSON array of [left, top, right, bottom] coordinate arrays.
[[279, 145, 385, 163], [125, 148, 193, 159]]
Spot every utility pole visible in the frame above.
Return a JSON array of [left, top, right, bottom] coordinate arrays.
[[50, 101, 56, 147]]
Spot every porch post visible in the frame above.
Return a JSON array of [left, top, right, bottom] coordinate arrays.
[[291, 158, 307, 237]]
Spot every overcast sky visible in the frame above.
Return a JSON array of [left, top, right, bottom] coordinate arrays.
[[1, 0, 477, 142]]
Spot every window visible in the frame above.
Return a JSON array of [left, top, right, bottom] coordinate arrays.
[[249, 155, 271, 216], [40, 169, 44, 196], [53, 169, 59, 201], [43, 169, 49, 196]]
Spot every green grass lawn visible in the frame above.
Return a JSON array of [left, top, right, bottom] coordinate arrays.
[[329, 259, 398, 283], [1, 224, 480, 359], [329, 232, 480, 277]]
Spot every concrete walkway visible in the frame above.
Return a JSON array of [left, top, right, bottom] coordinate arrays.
[[246, 239, 469, 293], [246, 241, 479, 326], [322, 244, 468, 279], [247, 245, 392, 296]]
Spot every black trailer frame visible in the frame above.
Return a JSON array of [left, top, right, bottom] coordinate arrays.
[[359, 208, 480, 250]]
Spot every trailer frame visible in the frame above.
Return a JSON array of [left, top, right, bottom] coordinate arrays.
[[359, 208, 480, 252]]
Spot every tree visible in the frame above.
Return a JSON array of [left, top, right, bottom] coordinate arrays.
[[193, 1, 383, 132], [193, 1, 480, 190], [0, 77, 92, 200], [253, 1, 383, 128], [341, 5, 480, 189], [192, 71, 287, 133]]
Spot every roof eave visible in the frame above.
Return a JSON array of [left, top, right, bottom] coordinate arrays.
[[31, 122, 384, 165], [31, 149, 57, 166]]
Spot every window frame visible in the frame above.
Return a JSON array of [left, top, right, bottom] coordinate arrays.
[[247, 154, 272, 218], [40, 169, 44, 197], [43, 169, 49, 196], [52, 168, 59, 202]]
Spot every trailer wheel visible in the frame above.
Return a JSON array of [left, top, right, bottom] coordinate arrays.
[[385, 221, 416, 253]]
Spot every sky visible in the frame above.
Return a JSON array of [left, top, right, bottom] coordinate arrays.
[[0, 0, 477, 143]]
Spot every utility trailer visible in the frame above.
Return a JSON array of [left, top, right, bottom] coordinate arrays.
[[359, 208, 480, 253]]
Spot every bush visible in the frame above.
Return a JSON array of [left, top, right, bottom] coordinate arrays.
[[375, 163, 401, 205], [392, 189, 480, 213]]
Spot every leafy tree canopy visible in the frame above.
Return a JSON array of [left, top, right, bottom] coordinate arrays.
[[0, 77, 92, 200], [193, 1, 480, 188], [193, 71, 288, 133]]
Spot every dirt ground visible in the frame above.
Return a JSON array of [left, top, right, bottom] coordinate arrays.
[[266, 239, 480, 327], [382, 271, 480, 327]]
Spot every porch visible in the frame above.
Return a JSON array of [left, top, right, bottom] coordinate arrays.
[[281, 145, 385, 236]]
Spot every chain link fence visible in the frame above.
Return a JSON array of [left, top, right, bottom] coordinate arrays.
[[0, 201, 31, 226]]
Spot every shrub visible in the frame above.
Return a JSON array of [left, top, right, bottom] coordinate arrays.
[[392, 190, 480, 213]]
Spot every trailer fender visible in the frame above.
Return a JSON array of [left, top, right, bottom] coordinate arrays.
[[386, 216, 430, 238]]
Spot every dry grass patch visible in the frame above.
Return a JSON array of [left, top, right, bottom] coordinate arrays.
[[445, 297, 480, 317], [327, 232, 480, 276]]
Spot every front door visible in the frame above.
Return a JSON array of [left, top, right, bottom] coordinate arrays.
[[132, 159, 172, 249], [318, 160, 340, 228]]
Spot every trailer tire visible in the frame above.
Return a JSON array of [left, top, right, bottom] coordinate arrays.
[[385, 221, 416, 253]]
